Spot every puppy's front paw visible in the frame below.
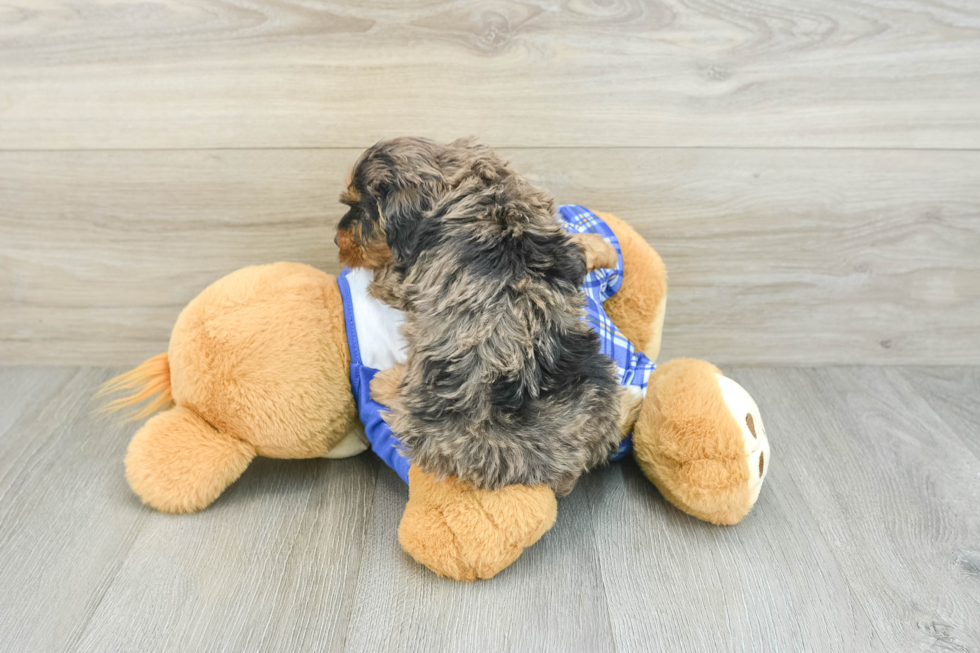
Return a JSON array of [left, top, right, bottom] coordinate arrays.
[[369, 364, 404, 406], [571, 233, 618, 271]]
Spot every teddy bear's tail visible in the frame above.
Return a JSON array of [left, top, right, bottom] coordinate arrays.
[[94, 352, 173, 421]]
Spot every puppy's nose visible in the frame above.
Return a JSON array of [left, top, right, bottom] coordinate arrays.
[[333, 234, 339, 246]]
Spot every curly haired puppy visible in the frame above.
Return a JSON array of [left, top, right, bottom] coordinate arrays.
[[336, 137, 623, 495]]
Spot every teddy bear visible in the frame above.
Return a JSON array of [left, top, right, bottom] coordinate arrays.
[[99, 208, 770, 582]]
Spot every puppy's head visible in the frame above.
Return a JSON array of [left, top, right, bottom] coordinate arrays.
[[336, 137, 512, 271], [336, 137, 452, 270], [335, 177, 393, 270]]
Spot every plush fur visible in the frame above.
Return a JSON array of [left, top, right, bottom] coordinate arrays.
[[595, 211, 668, 359], [100, 262, 360, 513], [399, 465, 557, 581], [632, 358, 753, 525], [127, 406, 256, 514], [94, 352, 173, 420], [99, 209, 768, 581], [337, 137, 623, 495]]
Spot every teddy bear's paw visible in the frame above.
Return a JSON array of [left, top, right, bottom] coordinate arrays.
[[126, 406, 255, 513], [633, 358, 771, 525], [399, 466, 557, 581], [716, 374, 770, 504]]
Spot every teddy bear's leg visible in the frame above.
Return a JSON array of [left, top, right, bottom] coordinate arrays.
[[369, 364, 405, 406], [632, 359, 770, 525], [125, 406, 256, 514], [398, 466, 558, 581], [595, 211, 667, 360]]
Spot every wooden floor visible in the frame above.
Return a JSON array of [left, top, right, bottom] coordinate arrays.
[[1, 365, 978, 652]]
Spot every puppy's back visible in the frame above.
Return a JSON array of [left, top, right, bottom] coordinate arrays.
[[389, 163, 623, 494]]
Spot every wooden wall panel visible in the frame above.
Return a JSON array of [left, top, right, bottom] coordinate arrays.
[[0, 0, 978, 149], [2, 148, 977, 365]]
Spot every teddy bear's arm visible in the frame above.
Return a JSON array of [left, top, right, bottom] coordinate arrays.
[[570, 232, 618, 272], [594, 212, 667, 360]]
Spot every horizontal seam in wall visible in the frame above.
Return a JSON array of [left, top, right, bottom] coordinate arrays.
[[1, 145, 979, 154]]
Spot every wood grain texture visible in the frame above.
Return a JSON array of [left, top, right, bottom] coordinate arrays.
[[0, 366, 73, 437], [581, 454, 882, 651], [895, 367, 980, 461], [0, 368, 149, 653], [0, 366, 380, 652], [0, 0, 979, 149], [72, 455, 378, 653], [344, 466, 617, 653], [732, 367, 980, 652], [2, 148, 978, 365], [1, 366, 979, 651]]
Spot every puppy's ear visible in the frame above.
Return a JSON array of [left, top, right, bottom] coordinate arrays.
[[379, 188, 428, 268]]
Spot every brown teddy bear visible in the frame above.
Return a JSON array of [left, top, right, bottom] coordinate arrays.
[[99, 210, 770, 582]]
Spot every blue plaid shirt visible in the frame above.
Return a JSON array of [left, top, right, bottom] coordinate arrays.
[[558, 205, 656, 459]]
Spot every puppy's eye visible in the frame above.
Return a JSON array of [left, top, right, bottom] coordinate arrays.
[[338, 209, 357, 230]]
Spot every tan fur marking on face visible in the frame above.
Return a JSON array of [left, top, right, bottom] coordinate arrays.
[[341, 186, 360, 205], [336, 228, 364, 268], [570, 233, 618, 272], [746, 413, 757, 438], [759, 450, 764, 476], [337, 225, 392, 270]]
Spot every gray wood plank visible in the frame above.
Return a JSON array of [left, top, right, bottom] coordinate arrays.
[[895, 367, 980, 462], [0, 368, 149, 653], [343, 465, 616, 653], [0, 366, 75, 438], [72, 455, 378, 653], [582, 437, 881, 652], [1, 0, 978, 149], [0, 367, 377, 652], [3, 148, 978, 366], [731, 367, 980, 652]]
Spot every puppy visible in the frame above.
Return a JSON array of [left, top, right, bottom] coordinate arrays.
[[336, 137, 623, 495]]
